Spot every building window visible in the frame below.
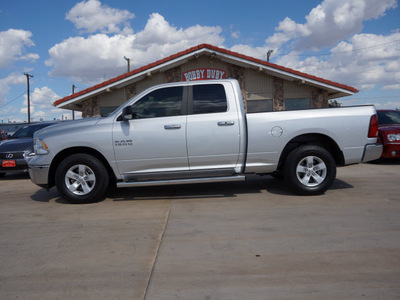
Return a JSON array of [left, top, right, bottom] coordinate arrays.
[[247, 99, 273, 113], [100, 106, 119, 117], [285, 98, 311, 111]]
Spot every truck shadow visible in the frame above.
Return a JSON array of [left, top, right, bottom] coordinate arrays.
[[368, 158, 400, 165], [108, 175, 353, 202], [30, 188, 69, 204], [0, 171, 30, 180], [328, 178, 354, 190], [30, 175, 353, 203], [109, 176, 273, 201]]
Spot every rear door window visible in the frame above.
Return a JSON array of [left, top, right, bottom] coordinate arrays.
[[192, 84, 227, 114]]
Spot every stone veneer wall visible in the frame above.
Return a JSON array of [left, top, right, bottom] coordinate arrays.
[[273, 77, 284, 111], [82, 96, 100, 118], [126, 84, 136, 100], [79, 58, 329, 118], [311, 89, 328, 108], [227, 64, 246, 110], [164, 67, 182, 83]]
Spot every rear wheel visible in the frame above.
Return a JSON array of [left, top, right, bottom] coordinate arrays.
[[0, 172, 5, 178], [283, 145, 336, 195], [55, 154, 109, 204]]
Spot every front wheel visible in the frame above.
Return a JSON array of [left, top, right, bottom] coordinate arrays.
[[283, 145, 336, 195], [55, 154, 109, 204]]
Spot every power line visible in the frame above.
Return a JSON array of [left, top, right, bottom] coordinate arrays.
[[0, 92, 26, 109]]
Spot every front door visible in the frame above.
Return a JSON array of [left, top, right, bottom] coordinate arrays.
[[113, 86, 189, 175]]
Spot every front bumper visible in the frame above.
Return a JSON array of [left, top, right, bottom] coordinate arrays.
[[29, 164, 50, 188], [381, 143, 400, 158], [0, 158, 28, 173], [362, 143, 383, 162]]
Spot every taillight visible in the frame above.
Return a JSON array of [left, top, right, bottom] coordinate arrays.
[[368, 114, 379, 138]]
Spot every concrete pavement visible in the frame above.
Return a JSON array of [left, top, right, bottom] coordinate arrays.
[[0, 162, 399, 299]]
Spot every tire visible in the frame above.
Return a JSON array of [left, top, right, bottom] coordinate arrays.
[[283, 145, 336, 195], [55, 154, 109, 204], [0, 172, 5, 178]]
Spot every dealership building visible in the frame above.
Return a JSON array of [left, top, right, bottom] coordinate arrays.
[[54, 44, 357, 117]]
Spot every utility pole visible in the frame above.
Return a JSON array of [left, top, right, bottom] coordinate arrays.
[[24, 73, 33, 123], [266, 50, 273, 62], [72, 84, 76, 120], [124, 56, 131, 72]]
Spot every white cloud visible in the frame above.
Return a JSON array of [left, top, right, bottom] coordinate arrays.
[[265, 0, 397, 50], [66, 0, 134, 34], [46, 34, 136, 83], [374, 101, 400, 109], [230, 44, 268, 59], [229, 0, 400, 93], [231, 31, 240, 39], [47, 13, 224, 83], [276, 32, 400, 91], [19, 53, 40, 62], [383, 84, 400, 90], [30, 86, 60, 108], [32, 110, 46, 118], [0, 73, 26, 104], [20, 86, 60, 118], [44, 0, 399, 111], [0, 29, 39, 68]]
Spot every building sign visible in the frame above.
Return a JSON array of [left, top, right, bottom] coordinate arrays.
[[183, 68, 226, 81]]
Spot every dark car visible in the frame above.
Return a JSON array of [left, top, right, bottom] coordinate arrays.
[[0, 122, 56, 178], [377, 110, 400, 159]]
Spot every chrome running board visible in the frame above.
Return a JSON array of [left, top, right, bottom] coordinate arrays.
[[117, 175, 246, 188]]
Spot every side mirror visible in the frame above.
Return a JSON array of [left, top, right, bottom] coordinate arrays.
[[122, 106, 134, 121]]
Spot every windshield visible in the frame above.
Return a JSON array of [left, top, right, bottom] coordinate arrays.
[[11, 123, 54, 139], [377, 111, 400, 125]]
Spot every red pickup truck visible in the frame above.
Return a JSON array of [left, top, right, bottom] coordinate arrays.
[[377, 110, 400, 159]]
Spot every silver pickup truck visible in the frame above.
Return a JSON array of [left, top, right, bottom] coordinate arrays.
[[29, 79, 382, 203]]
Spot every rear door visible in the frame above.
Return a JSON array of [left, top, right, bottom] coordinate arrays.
[[186, 82, 241, 171]]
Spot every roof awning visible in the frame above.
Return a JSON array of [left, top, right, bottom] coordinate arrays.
[[54, 44, 357, 110]]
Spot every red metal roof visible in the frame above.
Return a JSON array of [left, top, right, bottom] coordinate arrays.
[[54, 44, 358, 107]]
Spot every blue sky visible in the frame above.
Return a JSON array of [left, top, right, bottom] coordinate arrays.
[[1, 0, 399, 123]]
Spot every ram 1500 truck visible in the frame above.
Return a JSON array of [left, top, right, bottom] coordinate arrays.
[[29, 79, 382, 203]]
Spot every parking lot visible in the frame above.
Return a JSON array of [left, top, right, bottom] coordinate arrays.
[[0, 162, 399, 300]]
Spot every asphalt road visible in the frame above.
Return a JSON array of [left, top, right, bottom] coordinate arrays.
[[0, 161, 399, 300]]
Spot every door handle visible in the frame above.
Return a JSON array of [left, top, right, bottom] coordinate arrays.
[[164, 124, 181, 130], [218, 121, 235, 126]]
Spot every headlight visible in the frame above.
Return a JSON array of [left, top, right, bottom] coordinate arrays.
[[34, 138, 50, 155], [387, 133, 400, 142]]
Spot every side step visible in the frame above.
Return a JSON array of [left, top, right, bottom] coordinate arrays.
[[117, 175, 246, 188]]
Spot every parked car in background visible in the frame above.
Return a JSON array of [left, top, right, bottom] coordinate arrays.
[[377, 110, 400, 159], [0, 130, 7, 140], [0, 122, 56, 178]]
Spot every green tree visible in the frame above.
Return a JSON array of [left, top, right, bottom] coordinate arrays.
[[329, 100, 342, 107]]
